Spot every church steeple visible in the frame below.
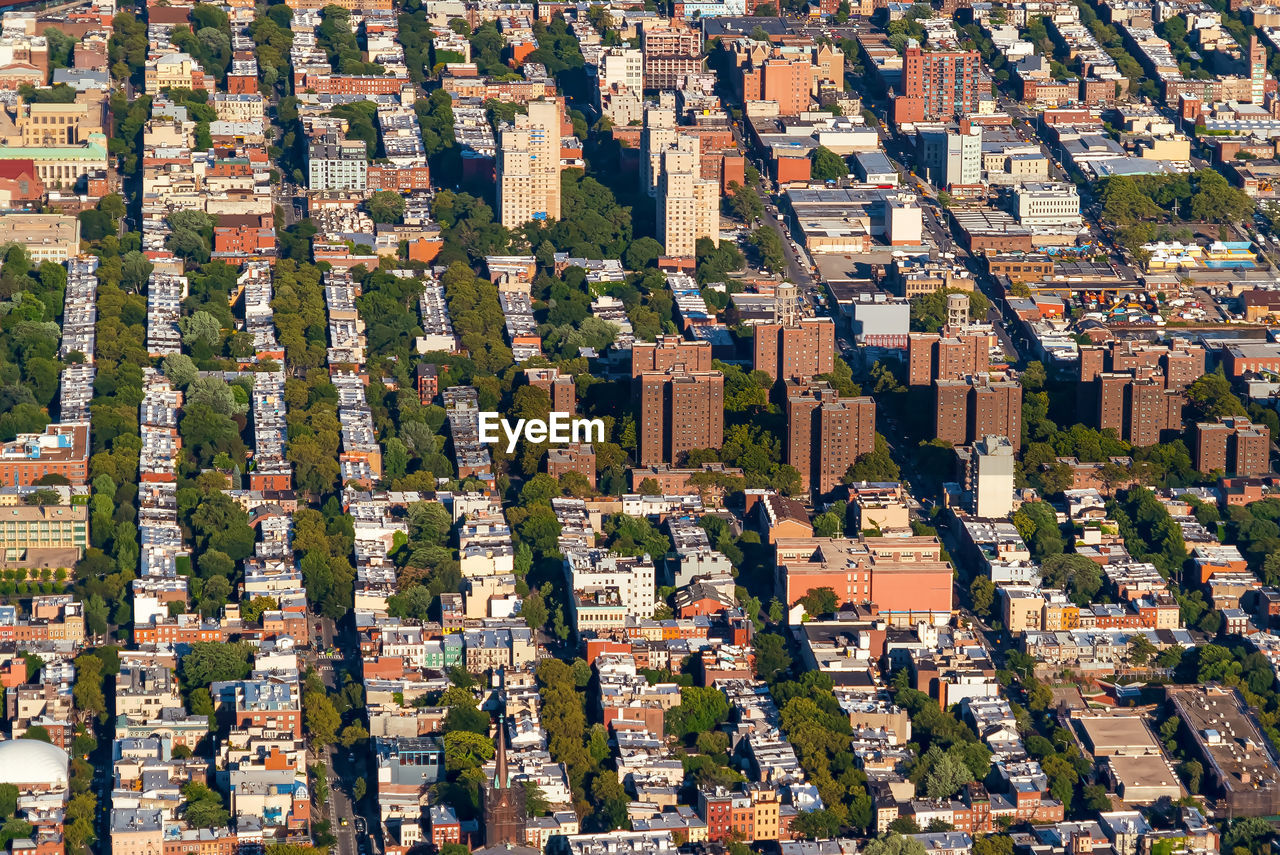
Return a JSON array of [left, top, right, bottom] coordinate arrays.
[[494, 712, 509, 789], [483, 711, 526, 846]]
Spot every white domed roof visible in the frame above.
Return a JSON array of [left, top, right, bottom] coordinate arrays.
[[0, 739, 69, 786]]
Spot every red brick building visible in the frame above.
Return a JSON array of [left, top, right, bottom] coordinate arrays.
[[226, 71, 257, 94], [367, 164, 432, 192], [213, 223, 276, 258], [133, 618, 226, 645], [908, 331, 991, 386], [753, 318, 835, 381], [1195, 416, 1271, 477], [0, 160, 44, 204], [635, 369, 724, 465], [631, 335, 712, 376], [417, 363, 440, 404], [784, 379, 875, 498], [776, 535, 954, 620], [741, 57, 813, 117], [933, 375, 1022, 450], [546, 444, 596, 488], [893, 47, 982, 125], [428, 805, 461, 850], [0, 423, 89, 487], [301, 73, 407, 95]]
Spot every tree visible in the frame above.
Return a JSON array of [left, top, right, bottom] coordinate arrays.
[[522, 588, 548, 629], [969, 576, 995, 620], [801, 587, 839, 617], [623, 237, 664, 270], [1022, 360, 1046, 392], [1083, 783, 1112, 812], [1190, 169, 1253, 223], [666, 686, 730, 737], [367, 190, 407, 224], [72, 650, 105, 716], [444, 729, 495, 772], [1129, 634, 1158, 666], [304, 691, 340, 745], [812, 511, 843, 538], [1223, 816, 1274, 854], [862, 835, 928, 855], [755, 632, 791, 680], [749, 226, 786, 274], [696, 237, 745, 284], [340, 723, 369, 749], [180, 311, 222, 349], [792, 809, 841, 839], [161, 353, 198, 388], [726, 181, 764, 224], [603, 513, 671, 559], [197, 575, 231, 617], [352, 777, 367, 802], [0, 818, 34, 849], [0, 784, 16, 818], [240, 596, 278, 624], [181, 642, 253, 688], [591, 769, 629, 830], [809, 146, 848, 181], [1187, 371, 1247, 423], [181, 782, 229, 828], [1179, 759, 1203, 794], [844, 435, 901, 482], [973, 837, 1015, 855], [923, 752, 973, 798]]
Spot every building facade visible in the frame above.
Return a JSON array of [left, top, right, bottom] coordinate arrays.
[[784, 379, 876, 498], [497, 98, 563, 228], [636, 369, 725, 465]]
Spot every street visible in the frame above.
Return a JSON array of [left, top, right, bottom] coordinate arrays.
[[310, 614, 375, 855], [723, 115, 815, 288]]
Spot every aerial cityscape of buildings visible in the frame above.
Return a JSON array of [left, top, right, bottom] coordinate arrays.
[[5, 1, 1280, 855]]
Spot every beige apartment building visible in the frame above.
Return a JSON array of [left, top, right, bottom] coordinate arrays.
[[0, 213, 81, 262], [210, 93, 266, 123], [0, 503, 88, 558], [0, 100, 102, 147], [657, 134, 718, 258], [497, 97, 562, 228], [144, 52, 207, 94]]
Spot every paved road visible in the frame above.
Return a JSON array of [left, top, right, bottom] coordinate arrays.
[[323, 739, 359, 855], [724, 118, 815, 288], [760, 196, 815, 287], [312, 615, 375, 855]]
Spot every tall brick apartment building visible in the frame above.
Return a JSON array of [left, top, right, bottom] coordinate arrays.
[[754, 318, 835, 381], [635, 369, 724, 465], [1078, 339, 1205, 446], [892, 47, 982, 125], [935, 375, 1022, 450], [640, 24, 702, 90], [784, 379, 876, 497], [908, 330, 991, 386], [632, 334, 712, 376], [524, 366, 576, 413], [1195, 416, 1271, 477]]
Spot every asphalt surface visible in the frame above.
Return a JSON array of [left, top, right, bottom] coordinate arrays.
[[312, 615, 376, 855]]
